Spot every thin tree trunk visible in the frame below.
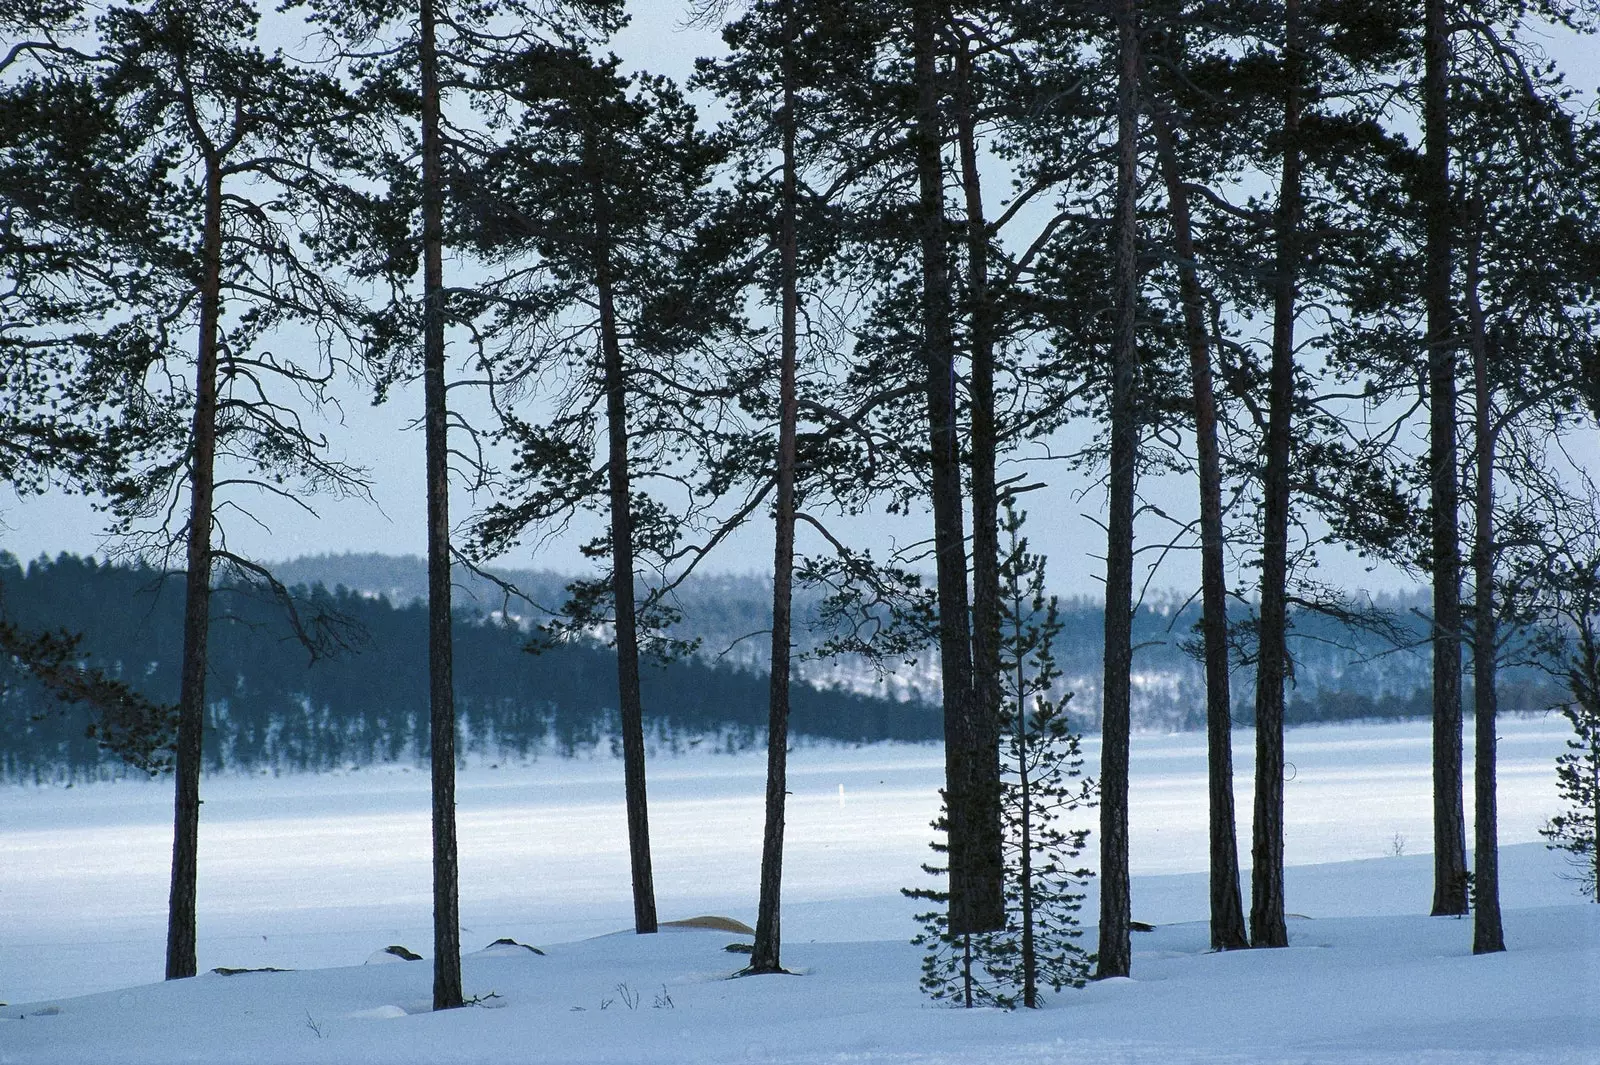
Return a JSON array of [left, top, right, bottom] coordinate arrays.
[[1251, 0, 1302, 951], [961, 933, 973, 1008], [1148, 105, 1249, 952], [593, 143, 658, 939], [1097, 0, 1140, 980], [1014, 588, 1037, 1008], [1467, 226, 1504, 954], [913, 0, 1001, 936], [165, 155, 223, 983], [749, 0, 798, 974], [420, 0, 462, 1011], [1424, 0, 1470, 918], [953, 31, 1005, 942]]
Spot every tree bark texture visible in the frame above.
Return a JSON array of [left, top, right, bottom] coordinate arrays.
[[1148, 106, 1249, 952], [1424, 0, 1470, 919], [593, 142, 659, 938], [750, 0, 798, 973], [1097, 0, 1140, 980], [165, 156, 223, 983], [1251, 0, 1302, 951], [1467, 234, 1504, 954], [913, 0, 1002, 936], [421, 0, 463, 1010]]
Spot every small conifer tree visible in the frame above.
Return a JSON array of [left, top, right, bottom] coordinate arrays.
[[906, 507, 1096, 1008], [1542, 703, 1599, 902], [1539, 553, 1600, 902]]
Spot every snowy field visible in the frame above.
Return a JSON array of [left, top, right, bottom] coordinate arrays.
[[3, 714, 1597, 1063]]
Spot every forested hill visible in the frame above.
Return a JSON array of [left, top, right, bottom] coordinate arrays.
[[271, 552, 1562, 734], [3, 552, 1563, 781], [0, 553, 938, 782]]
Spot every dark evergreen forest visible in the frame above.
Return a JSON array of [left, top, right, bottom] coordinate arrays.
[[2, 551, 1562, 782], [0, 552, 940, 781]]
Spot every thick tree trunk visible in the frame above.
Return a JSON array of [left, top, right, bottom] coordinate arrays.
[[1149, 107, 1249, 952], [954, 32, 1005, 941], [593, 150, 659, 939], [1097, 0, 1140, 980], [165, 157, 223, 983], [913, 0, 1002, 936], [1424, 0, 1470, 919], [1467, 233, 1504, 954], [1251, 0, 1302, 951], [420, 0, 463, 1011], [749, 0, 798, 974]]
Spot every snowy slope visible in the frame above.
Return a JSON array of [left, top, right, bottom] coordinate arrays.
[[2, 715, 1595, 1063]]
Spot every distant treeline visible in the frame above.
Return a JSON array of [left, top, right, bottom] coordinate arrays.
[[2, 552, 1563, 781], [0, 553, 939, 782], [273, 553, 1564, 733]]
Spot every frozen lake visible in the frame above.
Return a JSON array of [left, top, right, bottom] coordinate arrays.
[[0, 714, 1578, 1005]]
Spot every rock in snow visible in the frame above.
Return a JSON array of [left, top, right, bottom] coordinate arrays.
[[475, 938, 546, 957]]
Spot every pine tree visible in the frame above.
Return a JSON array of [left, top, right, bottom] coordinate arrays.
[[5, 0, 374, 981], [1455, 12, 1599, 952], [1096, 0, 1140, 978], [906, 506, 1094, 1009], [301, 0, 623, 1007], [1139, 15, 1249, 954], [1545, 654, 1600, 902], [465, 45, 731, 940], [1536, 521, 1600, 903], [1421, 0, 1470, 921], [749, 0, 800, 977]]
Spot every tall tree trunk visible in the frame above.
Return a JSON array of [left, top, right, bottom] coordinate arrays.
[[913, 0, 1002, 936], [749, 0, 798, 974], [1148, 105, 1249, 952], [1467, 226, 1504, 954], [1424, 0, 1470, 919], [593, 143, 659, 939], [165, 155, 223, 983], [420, 0, 462, 1011], [1097, 0, 1140, 980], [953, 29, 1005, 940], [1251, 0, 1302, 951]]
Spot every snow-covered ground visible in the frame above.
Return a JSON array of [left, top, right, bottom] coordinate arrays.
[[3, 715, 1596, 1063]]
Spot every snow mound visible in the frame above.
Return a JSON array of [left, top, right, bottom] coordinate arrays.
[[363, 945, 422, 964], [342, 1004, 407, 1020]]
